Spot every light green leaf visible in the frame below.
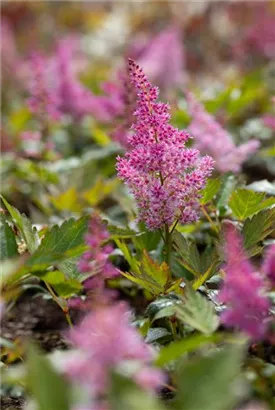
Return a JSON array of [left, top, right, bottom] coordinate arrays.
[[27, 344, 70, 410], [52, 278, 82, 298], [200, 177, 221, 205], [229, 188, 275, 220], [175, 285, 219, 334], [0, 223, 18, 260], [174, 344, 245, 410], [121, 250, 170, 295], [156, 333, 222, 367], [243, 208, 275, 256], [1, 195, 39, 253], [109, 373, 165, 410]]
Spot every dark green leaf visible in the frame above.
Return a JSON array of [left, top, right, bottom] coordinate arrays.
[[1, 195, 39, 253], [0, 223, 18, 260], [145, 327, 172, 344], [26, 216, 89, 270], [216, 174, 237, 212], [175, 285, 219, 334]]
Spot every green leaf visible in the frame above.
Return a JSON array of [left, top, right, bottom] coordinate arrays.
[[109, 373, 165, 410], [216, 174, 237, 212], [27, 344, 70, 410], [52, 278, 82, 298], [26, 216, 89, 270], [145, 327, 172, 344], [174, 232, 219, 280], [155, 333, 222, 367], [107, 224, 139, 239], [1, 195, 39, 253], [0, 223, 18, 260], [146, 295, 180, 322], [200, 177, 221, 205], [229, 188, 275, 220], [174, 232, 201, 276], [243, 208, 275, 256], [175, 285, 219, 334], [121, 250, 170, 295], [174, 345, 244, 410]]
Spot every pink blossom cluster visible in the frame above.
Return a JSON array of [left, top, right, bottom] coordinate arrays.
[[116, 59, 214, 231], [220, 225, 272, 340], [66, 301, 164, 408], [186, 92, 260, 173], [135, 26, 185, 92], [88, 26, 185, 148], [27, 52, 61, 122], [78, 214, 119, 286], [239, 4, 275, 60], [54, 40, 109, 121]]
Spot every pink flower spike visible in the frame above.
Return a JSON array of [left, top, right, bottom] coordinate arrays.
[[186, 92, 260, 173], [116, 60, 213, 231], [66, 301, 164, 407], [219, 225, 270, 340]]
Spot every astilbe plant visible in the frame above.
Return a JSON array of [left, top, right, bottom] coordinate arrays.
[[186, 92, 260, 173], [219, 224, 271, 340], [28, 52, 61, 123], [116, 59, 213, 265], [66, 301, 164, 410], [77, 214, 119, 295]]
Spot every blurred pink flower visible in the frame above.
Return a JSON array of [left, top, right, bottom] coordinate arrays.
[[220, 225, 270, 340], [136, 25, 185, 92], [27, 52, 61, 122], [117, 59, 213, 230], [54, 40, 104, 121], [263, 115, 275, 130], [186, 92, 260, 173], [66, 301, 164, 407]]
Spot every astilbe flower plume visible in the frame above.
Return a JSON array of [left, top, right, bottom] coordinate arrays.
[[27, 52, 61, 122], [66, 301, 164, 409], [54, 40, 105, 121], [219, 225, 270, 340], [186, 92, 260, 173], [78, 214, 119, 286], [136, 25, 185, 92], [116, 59, 214, 231]]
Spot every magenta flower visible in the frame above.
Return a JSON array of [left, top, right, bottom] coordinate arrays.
[[78, 214, 119, 283], [116, 59, 213, 231], [27, 52, 61, 122], [66, 302, 164, 406], [219, 225, 270, 340], [186, 92, 260, 173], [137, 25, 185, 92], [54, 41, 104, 121], [263, 115, 275, 130]]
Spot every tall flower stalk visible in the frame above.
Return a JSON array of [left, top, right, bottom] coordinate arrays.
[[116, 59, 213, 266]]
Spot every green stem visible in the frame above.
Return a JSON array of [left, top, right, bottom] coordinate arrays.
[[44, 281, 73, 328], [164, 224, 172, 268]]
